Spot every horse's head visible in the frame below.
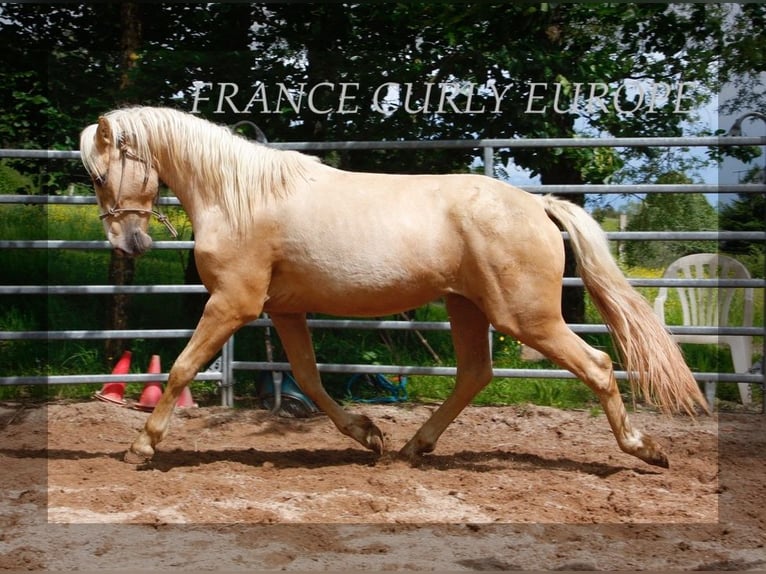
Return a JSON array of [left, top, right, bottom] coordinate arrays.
[[80, 117, 163, 257]]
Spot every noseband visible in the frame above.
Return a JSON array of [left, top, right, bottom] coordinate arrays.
[[97, 140, 178, 239]]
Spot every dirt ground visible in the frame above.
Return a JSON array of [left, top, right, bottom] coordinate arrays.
[[1, 399, 764, 572]]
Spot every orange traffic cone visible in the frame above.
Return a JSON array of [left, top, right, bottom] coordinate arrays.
[[176, 384, 198, 409], [134, 354, 163, 412], [94, 350, 132, 405]]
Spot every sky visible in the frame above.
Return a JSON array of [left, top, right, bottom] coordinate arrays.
[[499, 85, 765, 211]]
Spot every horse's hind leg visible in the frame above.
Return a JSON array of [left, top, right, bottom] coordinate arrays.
[[270, 312, 384, 454], [510, 317, 669, 468], [400, 295, 493, 460]]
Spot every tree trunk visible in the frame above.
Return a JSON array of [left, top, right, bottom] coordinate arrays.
[[105, 2, 141, 365], [539, 162, 586, 325], [104, 252, 136, 365]]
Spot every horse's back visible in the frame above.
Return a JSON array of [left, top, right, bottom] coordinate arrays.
[[260, 167, 563, 316], [289, 167, 558, 265]]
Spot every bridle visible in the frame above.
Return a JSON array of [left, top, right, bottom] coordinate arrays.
[[96, 138, 178, 238]]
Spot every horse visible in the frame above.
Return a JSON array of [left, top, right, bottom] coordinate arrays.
[[80, 106, 707, 469]]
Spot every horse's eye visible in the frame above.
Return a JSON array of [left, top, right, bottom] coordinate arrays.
[[94, 174, 106, 186]]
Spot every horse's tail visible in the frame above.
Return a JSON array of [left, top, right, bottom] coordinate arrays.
[[540, 195, 708, 416]]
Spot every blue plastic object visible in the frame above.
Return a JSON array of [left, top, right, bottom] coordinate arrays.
[[256, 371, 319, 418], [345, 373, 408, 404]]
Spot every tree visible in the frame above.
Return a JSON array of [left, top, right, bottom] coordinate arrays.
[[217, 3, 733, 322], [103, 2, 142, 366], [718, 4, 766, 116], [1, 3, 756, 323], [623, 173, 718, 268], [718, 163, 766, 264]]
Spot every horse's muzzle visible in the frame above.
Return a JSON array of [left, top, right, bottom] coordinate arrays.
[[112, 228, 153, 257], [129, 228, 154, 255]]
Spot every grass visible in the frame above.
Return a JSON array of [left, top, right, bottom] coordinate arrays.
[[1, 201, 762, 410], [1, 202, 202, 401]]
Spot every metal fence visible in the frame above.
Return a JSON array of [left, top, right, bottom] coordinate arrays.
[[1, 135, 765, 409]]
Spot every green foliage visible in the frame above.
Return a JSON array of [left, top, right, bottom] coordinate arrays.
[[2, 4, 763, 408], [2, 203, 762, 409], [0, 160, 35, 194], [623, 181, 718, 268], [719, 4, 766, 115], [1, 4, 755, 181], [406, 375, 596, 410], [0, 203, 194, 397], [719, 193, 766, 260]]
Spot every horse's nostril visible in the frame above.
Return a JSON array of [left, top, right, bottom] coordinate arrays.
[[129, 229, 153, 255]]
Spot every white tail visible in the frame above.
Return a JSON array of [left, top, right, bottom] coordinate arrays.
[[541, 195, 708, 415]]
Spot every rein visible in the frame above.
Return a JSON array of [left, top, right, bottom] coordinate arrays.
[[98, 143, 178, 239]]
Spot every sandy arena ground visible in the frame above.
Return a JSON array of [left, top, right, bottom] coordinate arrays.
[[1, 399, 764, 571]]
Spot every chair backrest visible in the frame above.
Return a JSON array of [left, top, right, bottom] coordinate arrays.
[[659, 253, 753, 328]]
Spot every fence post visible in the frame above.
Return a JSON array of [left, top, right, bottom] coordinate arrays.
[[482, 145, 494, 177], [221, 335, 234, 407]]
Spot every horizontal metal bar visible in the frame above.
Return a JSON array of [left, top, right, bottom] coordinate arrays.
[[5, 276, 762, 296], [0, 240, 110, 249], [618, 278, 765, 288], [0, 285, 209, 295], [604, 232, 766, 241], [244, 318, 762, 337], [664, 326, 765, 336], [0, 372, 222, 386], [0, 327, 754, 344], [561, 278, 765, 288], [233, 361, 571, 378], [522, 184, 766, 195], [0, 240, 194, 249], [0, 149, 82, 159], [0, 329, 197, 340], [282, 319, 451, 331], [1, 321, 761, 342], [2, 185, 765, 208], [0, 195, 180, 205], [2, 231, 763, 251], [4, 365, 759, 387], [231, 361, 764, 384], [2, 136, 764, 160], [270, 136, 766, 150]]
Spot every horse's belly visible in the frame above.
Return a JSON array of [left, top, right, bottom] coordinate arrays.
[[265, 257, 454, 316], [266, 290, 443, 316]]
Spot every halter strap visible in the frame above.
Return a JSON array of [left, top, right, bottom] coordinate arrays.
[[98, 142, 178, 239], [99, 205, 178, 238]]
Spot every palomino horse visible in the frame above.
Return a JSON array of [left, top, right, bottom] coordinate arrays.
[[80, 106, 707, 469]]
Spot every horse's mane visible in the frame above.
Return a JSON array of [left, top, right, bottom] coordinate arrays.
[[81, 106, 313, 231]]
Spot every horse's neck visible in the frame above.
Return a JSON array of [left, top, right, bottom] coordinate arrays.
[[155, 158, 203, 228]]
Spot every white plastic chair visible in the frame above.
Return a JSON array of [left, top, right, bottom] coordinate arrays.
[[653, 253, 754, 408]]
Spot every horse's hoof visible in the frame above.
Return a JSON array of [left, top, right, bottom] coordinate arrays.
[[396, 448, 419, 466], [634, 436, 669, 469], [366, 427, 384, 455], [642, 450, 669, 469], [347, 414, 385, 455], [124, 446, 153, 465], [398, 439, 432, 463]]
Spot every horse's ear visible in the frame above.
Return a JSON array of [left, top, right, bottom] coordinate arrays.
[[96, 116, 114, 152]]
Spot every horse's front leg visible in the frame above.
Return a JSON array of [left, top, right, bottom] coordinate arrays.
[[124, 293, 251, 464], [270, 312, 384, 454]]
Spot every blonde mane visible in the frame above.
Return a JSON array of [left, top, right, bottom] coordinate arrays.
[[79, 124, 100, 177], [80, 106, 313, 231]]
